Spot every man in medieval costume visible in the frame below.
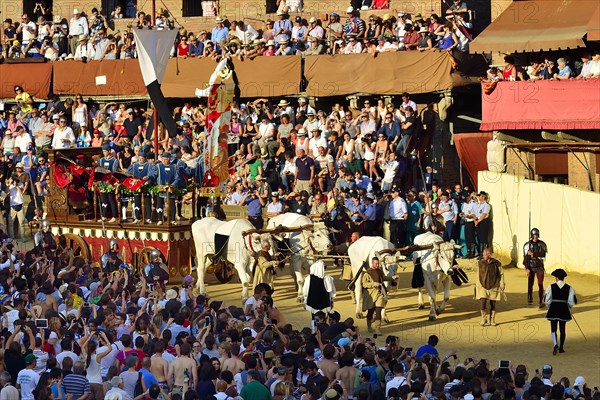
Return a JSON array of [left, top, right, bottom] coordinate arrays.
[[361, 257, 399, 337], [544, 268, 577, 355], [476, 248, 505, 326], [303, 260, 336, 315], [253, 240, 278, 290]]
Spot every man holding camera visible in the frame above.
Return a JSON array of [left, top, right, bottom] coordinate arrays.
[[241, 184, 266, 229]]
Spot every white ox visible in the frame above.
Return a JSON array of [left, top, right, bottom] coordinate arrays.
[[412, 231, 461, 321], [192, 217, 276, 300], [266, 213, 333, 302], [348, 236, 404, 320]]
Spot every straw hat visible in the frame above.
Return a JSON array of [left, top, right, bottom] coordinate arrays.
[[266, 39, 275, 46]]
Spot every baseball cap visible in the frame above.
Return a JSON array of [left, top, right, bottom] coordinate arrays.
[[25, 354, 37, 364], [337, 337, 351, 346], [542, 364, 552, 378]]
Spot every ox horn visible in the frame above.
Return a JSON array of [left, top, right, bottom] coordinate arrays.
[[241, 226, 283, 236], [454, 244, 463, 249]]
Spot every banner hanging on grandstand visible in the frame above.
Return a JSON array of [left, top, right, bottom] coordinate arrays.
[[52, 59, 147, 96], [0, 63, 52, 99], [480, 80, 600, 131], [304, 51, 460, 97]]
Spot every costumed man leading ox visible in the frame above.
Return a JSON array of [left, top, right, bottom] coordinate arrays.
[[192, 217, 276, 300], [412, 221, 464, 321], [348, 235, 404, 323]]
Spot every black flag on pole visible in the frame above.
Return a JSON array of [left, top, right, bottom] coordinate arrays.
[[133, 27, 179, 138]]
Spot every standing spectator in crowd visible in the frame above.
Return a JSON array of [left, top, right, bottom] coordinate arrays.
[[274, 11, 292, 43], [69, 8, 89, 55], [17, 354, 39, 400], [474, 191, 491, 257]]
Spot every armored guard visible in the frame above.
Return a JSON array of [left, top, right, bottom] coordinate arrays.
[[127, 152, 155, 223], [144, 249, 170, 290], [523, 228, 548, 307], [101, 239, 123, 273]]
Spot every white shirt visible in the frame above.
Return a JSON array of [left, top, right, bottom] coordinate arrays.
[[389, 196, 408, 219], [376, 42, 395, 52], [344, 41, 362, 54], [236, 24, 259, 43], [258, 122, 275, 140], [588, 59, 600, 78], [386, 376, 408, 396], [33, 349, 49, 374], [309, 136, 327, 157], [101, 343, 123, 378], [74, 42, 95, 60], [382, 160, 399, 183], [308, 25, 324, 39], [51, 126, 75, 148], [244, 296, 261, 319], [69, 16, 89, 36], [402, 100, 418, 113], [56, 350, 79, 368], [267, 202, 284, 214], [8, 183, 24, 207], [16, 368, 40, 400], [14, 132, 33, 152], [21, 21, 37, 44], [6, 309, 20, 332], [281, 159, 297, 175]]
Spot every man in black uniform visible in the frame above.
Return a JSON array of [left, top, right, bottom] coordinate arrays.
[[544, 268, 577, 355], [34, 220, 57, 258], [523, 228, 548, 308]]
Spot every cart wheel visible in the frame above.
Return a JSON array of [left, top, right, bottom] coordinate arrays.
[[138, 247, 161, 273], [215, 262, 236, 283], [57, 234, 90, 263]]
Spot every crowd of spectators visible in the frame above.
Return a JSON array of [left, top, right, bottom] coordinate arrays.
[[1, 0, 475, 61], [0, 255, 597, 400], [484, 53, 600, 83]]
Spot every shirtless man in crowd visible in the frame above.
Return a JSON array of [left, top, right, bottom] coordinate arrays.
[[221, 343, 246, 374], [336, 351, 358, 395], [150, 340, 170, 390], [168, 343, 198, 395]]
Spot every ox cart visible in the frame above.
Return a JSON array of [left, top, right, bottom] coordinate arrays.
[[45, 148, 195, 282]]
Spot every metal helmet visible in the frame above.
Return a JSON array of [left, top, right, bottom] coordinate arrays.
[[41, 220, 51, 229], [110, 239, 118, 249], [531, 228, 540, 238], [151, 249, 161, 261]]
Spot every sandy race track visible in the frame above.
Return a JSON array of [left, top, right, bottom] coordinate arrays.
[[201, 258, 600, 384]]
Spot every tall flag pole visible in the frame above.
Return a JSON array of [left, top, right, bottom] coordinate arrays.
[[133, 27, 178, 156], [195, 59, 236, 194]]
